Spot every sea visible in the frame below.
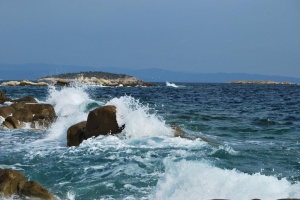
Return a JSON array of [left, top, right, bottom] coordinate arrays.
[[0, 82, 300, 200]]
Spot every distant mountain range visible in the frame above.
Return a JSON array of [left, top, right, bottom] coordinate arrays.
[[1, 63, 300, 84]]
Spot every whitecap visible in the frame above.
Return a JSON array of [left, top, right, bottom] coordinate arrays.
[[151, 159, 300, 200]]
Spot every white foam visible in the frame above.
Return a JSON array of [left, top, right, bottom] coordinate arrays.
[[166, 82, 179, 88], [152, 159, 300, 200], [44, 86, 98, 141], [0, 116, 4, 124], [106, 96, 173, 138]]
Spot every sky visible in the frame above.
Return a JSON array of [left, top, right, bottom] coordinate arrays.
[[0, 0, 299, 78]]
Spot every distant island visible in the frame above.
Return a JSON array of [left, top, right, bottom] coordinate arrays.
[[226, 80, 296, 85], [1, 71, 155, 87]]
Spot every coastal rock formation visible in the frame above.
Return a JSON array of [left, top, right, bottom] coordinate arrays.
[[67, 121, 87, 147], [67, 105, 124, 147], [1, 71, 154, 87], [0, 91, 57, 129], [1, 80, 48, 86], [0, 91, 11, 104], [13, 96, 38, 103], [0, 106, 15, 119], [39, 71, 155, 87], [85, 105, 123, 138], [226, 80, 296, 85], [0, 168, 55, 200]]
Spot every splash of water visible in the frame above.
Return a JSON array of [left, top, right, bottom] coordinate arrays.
[[45, 86, 100, 141], [166, 82, 179, 88], [106, 96, 173, 138]]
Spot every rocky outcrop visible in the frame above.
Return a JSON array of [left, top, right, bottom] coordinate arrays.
[[0, 106, 15, 119], [0, 168, 55, 200], [3, 116, 24, 129], [39, 71, 155, 87], [85, 106, 123, 138], [0, 91, 57, 129], [67, 121, 87, 147], [67, 105, 124, 147], [226, 80, 296, 85], [1, 80, 48, 86], [0, 91, 11, 104], [13, 96, 38, 103]]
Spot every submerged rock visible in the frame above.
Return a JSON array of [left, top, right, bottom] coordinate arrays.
[[0, 168, 55, 199]]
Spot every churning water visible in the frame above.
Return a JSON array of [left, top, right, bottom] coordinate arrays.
[[1, 83, 300, 199]]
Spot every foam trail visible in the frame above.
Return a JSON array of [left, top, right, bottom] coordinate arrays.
[[106, 96, 173, 138], [44, 86, 100, 141], [152, 159, 300, 200], [166, 82, 179, 88]]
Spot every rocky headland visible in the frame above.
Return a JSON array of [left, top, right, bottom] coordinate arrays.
[[40, 71, 155, 87], [226, 80, 296, 85], [1, 71, 155, 87]]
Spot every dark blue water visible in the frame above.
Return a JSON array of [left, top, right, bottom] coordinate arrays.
[[1, 83, 300, 200]]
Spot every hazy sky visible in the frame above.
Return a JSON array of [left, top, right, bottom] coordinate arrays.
[[0, 0, 299, 77]]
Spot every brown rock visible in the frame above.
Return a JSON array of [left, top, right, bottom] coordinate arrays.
[[0, 168, 54, 200], [67, 121, 87, 147], [0, 106, 15, 119], [20, 181, 54, 200], [0, 168, 26, 197], [0, 91, 11, 104], [13, 108, 33, 122], [10, 102, 26, 110], [55, 80, 70, 86], [0, 90, 6, 99], [25, 104, 56, 121], [3, 116, 23, 129], [14, 96, 38, 103], [85, 105, 123, 138]]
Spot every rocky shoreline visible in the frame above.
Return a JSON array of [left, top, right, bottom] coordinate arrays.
[[226, 80, 296, 85], [1, 71, 155, 87]]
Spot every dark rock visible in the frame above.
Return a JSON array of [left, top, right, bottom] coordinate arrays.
[[10, 102, 26, 110], [55, 80, 70, 86], [14, 96, 38, 103], [0, 91, 6, 100], [20, 180, 54, 200], [172, 125, 219, 147], [24, 104, 57, 128], [3, 116, 23, 129], [0, 168, 54, 200], [0, 106, 15, 119], [85, 105, 123, 138], [13, 108, 33, 122], [0, 168, 26, 197], [0, 91, 11, 104], [25, 104, 56, 121], [67, 121, 87, 147]]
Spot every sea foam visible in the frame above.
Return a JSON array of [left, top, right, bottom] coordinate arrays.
[[152, 159, 300, 200]]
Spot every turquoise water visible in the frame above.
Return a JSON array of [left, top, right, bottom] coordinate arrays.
[[1, 83, 300, 200]]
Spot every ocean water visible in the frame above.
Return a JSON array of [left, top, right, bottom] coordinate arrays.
[[0, 82, 300, 200]]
